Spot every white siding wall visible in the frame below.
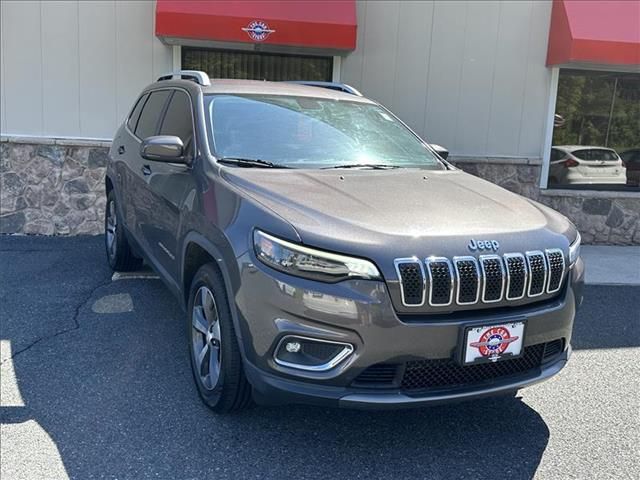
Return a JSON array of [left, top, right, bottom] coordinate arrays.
[[0, 0, 172, 140], [342, 0, 553, 159]]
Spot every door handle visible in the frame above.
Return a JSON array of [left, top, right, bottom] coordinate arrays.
[[118, 145, 125, 155], [141, 165, 152, 176]]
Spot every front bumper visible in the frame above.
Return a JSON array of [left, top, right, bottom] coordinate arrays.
[[245, 347, 570, 409], [234, 253, 584, 408]]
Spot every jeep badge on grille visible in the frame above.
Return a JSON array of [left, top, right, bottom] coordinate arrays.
[[468, 239, 500, 252]]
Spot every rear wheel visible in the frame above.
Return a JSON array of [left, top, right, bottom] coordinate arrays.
[[187, 263, 252, 413], [105, 190, 143, 272]]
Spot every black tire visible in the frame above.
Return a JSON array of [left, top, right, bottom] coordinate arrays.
[[187, 263, 252, 413], [105, 190, 143, 272]]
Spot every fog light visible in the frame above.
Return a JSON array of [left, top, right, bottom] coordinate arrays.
[[274, 335, 354, 372], [285, 341, 301, 353]]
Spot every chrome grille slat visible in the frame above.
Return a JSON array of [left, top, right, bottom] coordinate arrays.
[[395, 249, 566, 308], [504, 253, 528, 300], [526, 251, 547, 297], [453, 256, 480, 305], [426, 257, 454, 306], [479, 255, 505, 303], [545, 249, 565, 293], [394, 258, 426, 307]]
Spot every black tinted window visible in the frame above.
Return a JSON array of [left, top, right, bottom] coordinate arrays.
[[136, 90, 171, 139], [550, 148, 565, 161], [573, 149, 619, 161], [127, 94, 148, 132], [159, 91, 194, 150]]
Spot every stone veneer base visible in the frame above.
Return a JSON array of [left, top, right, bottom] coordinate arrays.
[[1, 139, 639, 244]]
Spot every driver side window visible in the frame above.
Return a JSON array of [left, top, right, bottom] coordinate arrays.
[[159, 90, 195, 156]]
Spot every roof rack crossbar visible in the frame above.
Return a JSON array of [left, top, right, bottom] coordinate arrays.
[[286, 81, 363, 96], [157, 70, 211, 86]]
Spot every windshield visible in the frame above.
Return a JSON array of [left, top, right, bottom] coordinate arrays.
[[206, 94, 444, 169]]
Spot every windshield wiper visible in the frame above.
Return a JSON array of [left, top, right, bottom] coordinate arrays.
[[217, 157, 291, 169], [321, 163, 401, 170]]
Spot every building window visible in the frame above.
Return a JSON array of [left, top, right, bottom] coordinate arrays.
[[182, 47, 332, 82], [546, 69, 639, 190]]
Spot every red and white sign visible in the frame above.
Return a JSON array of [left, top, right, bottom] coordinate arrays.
[[464, 322, 524, 364]]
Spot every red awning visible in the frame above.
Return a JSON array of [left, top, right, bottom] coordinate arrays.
[[156, 0, 357, 52], [547, 0, 640, 66]]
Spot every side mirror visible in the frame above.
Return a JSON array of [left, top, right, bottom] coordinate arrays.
[[140, 136, 187, 163], [429, 143, 449, 160]]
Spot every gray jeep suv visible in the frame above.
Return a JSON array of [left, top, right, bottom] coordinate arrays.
[[105, 71, 584, 412]]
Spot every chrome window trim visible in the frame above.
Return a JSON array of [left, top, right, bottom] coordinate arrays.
[[273, 335, 354, 372], [425, 256, 454, 307], [452, 256, 480, 305], [526, 250, 548, 298], [479, 254, 505, 303], [545, 248, 566, 294], [504, 253, 528, 301], [394, 257, 426, 307]]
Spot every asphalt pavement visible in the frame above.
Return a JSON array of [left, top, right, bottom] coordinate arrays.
[[1, 235, 638, 480]]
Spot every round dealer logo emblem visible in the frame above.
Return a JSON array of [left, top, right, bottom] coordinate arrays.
[[242, 21, 275, 42], [470, 326, 519, 359]]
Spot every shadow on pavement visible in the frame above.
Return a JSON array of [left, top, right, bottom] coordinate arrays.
[[13, 236, 636, 478]]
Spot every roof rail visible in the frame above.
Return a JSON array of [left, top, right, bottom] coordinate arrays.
[[287, 81, 363, 96], [157, 70, 211, 86]]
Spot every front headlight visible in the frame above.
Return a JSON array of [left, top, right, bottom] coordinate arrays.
[[569, 231, 581, 266], [253, 230, 381, 282]]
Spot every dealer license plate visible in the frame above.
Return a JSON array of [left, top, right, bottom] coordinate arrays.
[[463, 322, 525, 365]]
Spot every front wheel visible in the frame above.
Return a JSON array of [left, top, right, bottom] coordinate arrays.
[[187, 263, 252, 413], [105, 190, 143, 272]]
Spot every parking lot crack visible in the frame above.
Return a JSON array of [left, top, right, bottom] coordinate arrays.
[[0, 275, 113, 365]]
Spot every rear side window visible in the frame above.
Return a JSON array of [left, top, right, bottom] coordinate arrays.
[[159, 91, 194, 151], [135, 90, 171, 140], [573, 149, 619, 161], [127, 94, 148, 132]]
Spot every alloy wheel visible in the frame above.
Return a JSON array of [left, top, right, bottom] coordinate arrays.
[[192, 286, 222, 390], [106, 199, 117, 260]]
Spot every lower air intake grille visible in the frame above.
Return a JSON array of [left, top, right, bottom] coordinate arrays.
[[401, 343, 546, 391], [352, 364, 399, 387], [542, 339, 564, 360], [396, 261, 425, 305], [427, 259, 453, 305], [546, 249, 565, 293]]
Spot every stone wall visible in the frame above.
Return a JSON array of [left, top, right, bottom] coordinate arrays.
[[1, 139, 639, 244], [1, 138, 109, 235]]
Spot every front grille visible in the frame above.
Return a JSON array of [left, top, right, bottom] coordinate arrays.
[[546, 249, 565, 293], [526, 251, 547, 297], [480, 256, 504, 302], [395, 260, 425, 306], [426, 258, 453, 306], [401, 343, 547, 392], [395, 250, 567, 308], [454, 257, 480, 305], [505, 254, 527, 300]]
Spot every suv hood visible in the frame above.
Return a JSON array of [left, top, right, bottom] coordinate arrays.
[[223, 168, 573, 255]]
